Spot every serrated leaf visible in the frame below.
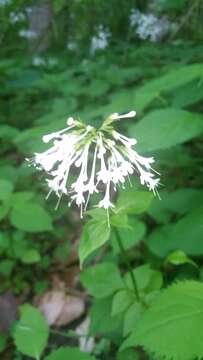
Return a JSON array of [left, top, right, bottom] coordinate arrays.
[[122, 281, 203, 360], [129, 109, 203, 152], [79, 218, 110, 267], [10, 203, 53, 232], [80, 262, 123, 298], [44, 346, 96, 360], [13, 304, 49, 358]]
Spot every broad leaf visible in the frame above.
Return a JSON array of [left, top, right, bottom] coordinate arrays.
[[124, 264, 163, 293], [90, 297, 123, 338], [21, 249, 41, 264], [79, 218, 110, 267], [45, 347, 96, 360], [147, 206, 203, 256], [117, 349, 139, 360], [10, 203, 53, 232], [80, 262, 123, 298], [116, 191, 153, 214], [112, 289, 134, 316], [122, 281, 203, 360], [129, 109, 203, 152], [111, 218, 146, 254], [14, 304, 49, 358], [134, 64, 203, 111], [0, 179, 14, 201]]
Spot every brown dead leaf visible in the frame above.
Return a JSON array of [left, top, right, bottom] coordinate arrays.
[[38, 290, 65, 325], [37, 289, 85, 326]]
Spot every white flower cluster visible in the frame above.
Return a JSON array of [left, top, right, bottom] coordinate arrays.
[[0, 0, 11, 6], [90, 25, 111, 54], [66, 40, 78, 52], [10, 12, 25, 24], [19, 29, 38, 39], [32, 56, 58, 67], [32, 112, 159, 217], [130, 9, 171, 42]]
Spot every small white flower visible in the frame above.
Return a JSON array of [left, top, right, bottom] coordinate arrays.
[[90, 25, 111, 54], [0, 0, 11, 6], [30, 112, 160, 217], [19, 29, 38, 39], [32, 56, 46, 67], [130, 8, 172, 42], [10, 12, 25, 24]]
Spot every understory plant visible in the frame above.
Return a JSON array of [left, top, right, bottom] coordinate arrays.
[[12, 104, 203, 360]]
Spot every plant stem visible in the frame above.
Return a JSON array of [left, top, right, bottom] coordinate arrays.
[[114, 227, 140, 302]]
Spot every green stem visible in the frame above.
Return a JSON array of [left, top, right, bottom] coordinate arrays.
[[114, 227, 140, 302]]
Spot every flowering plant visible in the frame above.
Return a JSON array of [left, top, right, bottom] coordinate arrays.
[[32, 111, 160, 219]]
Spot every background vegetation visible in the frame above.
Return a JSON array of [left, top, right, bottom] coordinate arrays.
[[1, 0, 203, 359]]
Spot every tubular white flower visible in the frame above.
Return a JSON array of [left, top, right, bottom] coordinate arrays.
[[110, 111, 136, 120], [31, 111, 160, 217]]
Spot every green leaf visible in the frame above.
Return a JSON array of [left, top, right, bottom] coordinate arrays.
[[44, 347, 96, 360], [122, 281, 203, 360], [80, 262, 123, 298], [0, 125, 19, 141], [10, 203, 53, 232], [0, 179, 14, 201], [112, 289, 134, 316], [167, 250, 197, 267], [172, 80, 203, 108], [21, 249, 41, 264], [0, 232, 10, 251], [117, 349, 139, 360], [110, 213, 129, 229], [123, 302, 144, 336], [134, 64, 203, 111], [116, 191, 153, 214], [129, 109, 203, 152], [13, 304, 49, 358], [148, 189, 203, 223], [11, 192, 35, 207], [0, 202, 10, 221], [111, 218, 146, 254], [124, 264, 163, 294], [0, 260, 14, 277], [147, 206, 203, 257], [52, 0, 66, 13], [79, 218, 110, 267], [90, 297, 123, 338]]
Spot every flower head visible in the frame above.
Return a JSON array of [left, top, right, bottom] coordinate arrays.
[[130, 9, 172, 42], [30, 112, 160, 217]]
